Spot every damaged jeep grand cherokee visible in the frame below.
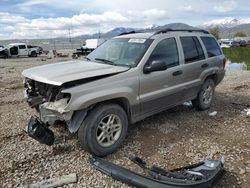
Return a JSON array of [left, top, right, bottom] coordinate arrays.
[[23, 29, 225, 157]]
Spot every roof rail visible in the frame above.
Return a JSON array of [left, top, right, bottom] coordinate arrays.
[[153, 29, 210, 35], [119, 31, 137, 36]]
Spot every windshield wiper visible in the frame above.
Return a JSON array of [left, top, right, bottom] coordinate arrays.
[[94, 58, 116, 66], [84, 57, 91, 61]]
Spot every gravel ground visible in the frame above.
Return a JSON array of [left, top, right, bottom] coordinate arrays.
[[0, 56, 250, 187]]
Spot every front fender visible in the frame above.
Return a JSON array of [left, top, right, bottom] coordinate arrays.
[[63, 87, 137, 111]]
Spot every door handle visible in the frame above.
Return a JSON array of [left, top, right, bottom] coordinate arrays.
[[172, 70, 183, 76], [201, 63, 209, 68]]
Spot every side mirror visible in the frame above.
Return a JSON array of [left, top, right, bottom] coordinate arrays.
[[144, 60, 167, 74]]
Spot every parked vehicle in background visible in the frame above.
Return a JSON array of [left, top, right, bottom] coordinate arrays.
[[28, 45, 43, 54], [0, 47, 8, 58], [0, 45, 4, 50], [0, 43, 38, 58], [220, 40, 233, 48], [23, 29, 226, 156], [246, 41, 250, 47], [231, 41, 240, 47], [239, 40, 247, 47], [72, 39, 106, 58], [82, 39, 106, 50]]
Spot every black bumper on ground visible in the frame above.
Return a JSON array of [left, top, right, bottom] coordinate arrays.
[[90, 156, 224, 188]]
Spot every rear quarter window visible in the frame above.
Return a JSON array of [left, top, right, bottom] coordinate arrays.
[[201, 37, 222, 57]]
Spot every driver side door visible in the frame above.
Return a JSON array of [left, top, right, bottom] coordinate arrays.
[[139, 37, 184, 116]]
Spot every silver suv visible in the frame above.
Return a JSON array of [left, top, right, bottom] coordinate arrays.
[[23, 29, 225, 156]]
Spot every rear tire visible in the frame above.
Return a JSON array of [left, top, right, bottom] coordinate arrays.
[[31, 51, 37, 57], [78, 103, 128, 157], [192, 79, 215, 111]]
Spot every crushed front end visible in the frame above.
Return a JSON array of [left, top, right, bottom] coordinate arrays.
[[24, 78, 73, 145]]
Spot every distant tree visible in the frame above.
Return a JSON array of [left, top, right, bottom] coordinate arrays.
[[209, 27, 220, 39], [234, 32, 247, 37]]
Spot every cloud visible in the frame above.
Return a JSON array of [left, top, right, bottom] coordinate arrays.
[[0, 12, 27, 23], [177, 5, 193, 11], [1, 0, 250, 39], [214, 0, 238, 13], [0, 9, 168, 39]]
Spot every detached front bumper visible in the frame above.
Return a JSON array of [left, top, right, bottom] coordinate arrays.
[[90, 156, 224, 188], [27, 116, 55, 145]]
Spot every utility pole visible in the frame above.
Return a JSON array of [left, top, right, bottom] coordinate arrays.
[[68, 28, 71, 43]]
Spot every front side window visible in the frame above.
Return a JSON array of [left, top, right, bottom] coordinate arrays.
[[19, 45, 26, 49], [148, 38, 179, 68], [180, 36, 205, 63], [201, 37, 222, 57], [87, 38, 153, 67]]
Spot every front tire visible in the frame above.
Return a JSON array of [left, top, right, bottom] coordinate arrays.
[[78, 103, 128, 157], [192, 79, 215, 111]]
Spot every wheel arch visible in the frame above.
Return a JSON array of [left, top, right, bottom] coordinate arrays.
[[204, 74, 218, 85], [91, 97, 132, 122], [68, 97, 132, 133]]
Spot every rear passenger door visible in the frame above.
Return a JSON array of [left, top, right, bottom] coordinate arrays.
[[179, 36, 206, 101]]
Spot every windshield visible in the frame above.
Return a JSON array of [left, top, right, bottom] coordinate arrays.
[[87, 38, 153, 67]]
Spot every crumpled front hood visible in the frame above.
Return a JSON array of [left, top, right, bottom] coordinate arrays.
[[0, 47, 7, 52], [22, 60, 130, 86]]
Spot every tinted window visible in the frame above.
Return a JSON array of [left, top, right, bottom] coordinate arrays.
[[19, 45, 26, 49], [149, 38, 179, 68], [180, 36, 205, 63], [201, 37, 222, 57]]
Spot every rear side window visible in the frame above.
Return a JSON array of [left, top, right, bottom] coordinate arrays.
[[201, 37, 222, 57], [149, 38, 179, 68], [19, 45, 26, 49], [180, 36, 205, 63]]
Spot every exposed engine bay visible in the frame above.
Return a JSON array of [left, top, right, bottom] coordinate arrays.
[[24, 78, 69, 109], [24, 78, 86, 137]]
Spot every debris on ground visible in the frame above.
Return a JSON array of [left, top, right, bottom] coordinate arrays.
[[0, 57, 249, 187], [20, 173, 77, 188], [183, 101, 193, 107], [208, 111, 218, 117], [90, 156, 224, 188], [245, 108, 250, 117]]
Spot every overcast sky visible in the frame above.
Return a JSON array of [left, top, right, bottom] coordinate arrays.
[[0, 0, 250, 39]]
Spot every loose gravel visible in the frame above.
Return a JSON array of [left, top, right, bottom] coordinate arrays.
[[0, 57, 249, 187]]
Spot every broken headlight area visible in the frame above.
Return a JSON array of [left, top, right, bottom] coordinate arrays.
[[23, 78, 77, 144], [23, 78, 73, 124], [23, 78, 70, 109], [90, 156, 224, 188], [39, 98, 73, 126]]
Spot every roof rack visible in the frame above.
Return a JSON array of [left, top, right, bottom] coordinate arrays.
[[119, 31, 138, 36], [153, 29, 209, 35]]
